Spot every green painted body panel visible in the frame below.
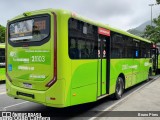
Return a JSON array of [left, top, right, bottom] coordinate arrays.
[[158, 55, 160, 69], [0, 68, 5, 81], [97, 59, 107, 96], [7, 43, 53, 90], [0, 43, 5, 81], [6, 79, 66, 107], [0, 44, 5, 48], [6, 9, 152, 108], [102, 60, 107, 95], [110, 59, 151, 94]]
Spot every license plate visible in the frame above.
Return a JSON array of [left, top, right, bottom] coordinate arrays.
[[23, 83, 32, 88]]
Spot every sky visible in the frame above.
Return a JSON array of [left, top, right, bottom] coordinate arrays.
[[0, 0, 160, 31]]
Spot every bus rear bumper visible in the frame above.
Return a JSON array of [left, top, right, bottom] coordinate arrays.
[[6, 78, 66, 108]]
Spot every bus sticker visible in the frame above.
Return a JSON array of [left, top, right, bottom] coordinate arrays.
[[8, 64, 12, 71], [103, 50, 106, 57], [30, 74, 46, 79], [144, 62, 149, 66], [98, 50, 100, 58], [122, 65, 138, 70], [10, 51, 16, 57], [98, 27, 110, 36], [13, 58, 29, 62], [31, 56, 45, 62], [18, 66, 34, 71]]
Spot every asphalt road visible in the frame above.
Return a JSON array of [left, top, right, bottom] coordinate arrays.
[[0, 76, 159, 120]]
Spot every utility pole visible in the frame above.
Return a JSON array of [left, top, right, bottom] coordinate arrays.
[[149, 4, 154, 26]]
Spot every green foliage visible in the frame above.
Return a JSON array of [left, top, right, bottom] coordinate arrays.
[[144, 15, 160, 43], [0, 25, 5, 43], [157, 0, 160, 4]]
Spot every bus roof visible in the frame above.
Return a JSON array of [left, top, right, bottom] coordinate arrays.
[[8, 8, 151, 43], [64, 10, 151, 43]]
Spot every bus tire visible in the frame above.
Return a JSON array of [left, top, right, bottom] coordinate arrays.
[[114, 77, 124, 100]]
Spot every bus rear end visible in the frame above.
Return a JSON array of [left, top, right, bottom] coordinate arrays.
[[6, 10, 65, 107]]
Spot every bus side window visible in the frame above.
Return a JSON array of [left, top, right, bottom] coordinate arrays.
[[133, 40, 140, 58], [68, 18, 98, 59], [69, 38, 79, 59], [111, 33, 124, 58]]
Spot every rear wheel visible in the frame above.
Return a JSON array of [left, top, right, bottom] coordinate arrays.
[[114, 77, 124, 100]]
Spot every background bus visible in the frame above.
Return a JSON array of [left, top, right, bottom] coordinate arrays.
[[6, 9, 152, 108], [150, 43, 160, 75], [0, 43, 5, 81]]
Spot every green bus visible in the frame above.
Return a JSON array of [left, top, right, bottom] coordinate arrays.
[[0, 43, 5, 81], [6, 9, 152, 108]]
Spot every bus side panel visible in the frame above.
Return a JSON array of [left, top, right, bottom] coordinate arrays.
[[45, 79, 65, 107], [139, 59, 149, 83], [145, 59, 151, 79], [132, 59, 140, 85], [110, 59, 134, 94], [71, 84, 97, 105], [70, 61, 97, 106], [138, 59, 144, 83], [0, 68, 5, 81], [110, 58, 151, 95], [158, 55, 160, 70], [57, 12, 72, 107], [109, 59, 124, 94]]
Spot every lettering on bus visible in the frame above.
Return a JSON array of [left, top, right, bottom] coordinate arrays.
[[122, 64, 138, 70], [30, 74, 46, 79], [10, 51, 16, 57], [25, 49, 50, 53], [31, 56, 45, 62], [13, 58, 29, 63], [98, 27, 110, 36], [144, 62, 149, 66], [18, 66, 34, 71]]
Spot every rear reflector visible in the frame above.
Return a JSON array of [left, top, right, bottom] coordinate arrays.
[[50, 97, 56, 100]]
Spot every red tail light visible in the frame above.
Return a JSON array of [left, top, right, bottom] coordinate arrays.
[[45, 77, 57, 87], [6, 24, 12, 82], [46, 12, 57, 87]]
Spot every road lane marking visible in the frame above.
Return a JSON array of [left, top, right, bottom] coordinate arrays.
[[4, 101, 29, 109], [89, 76, 160, 120], [0, 92, 6, 95]]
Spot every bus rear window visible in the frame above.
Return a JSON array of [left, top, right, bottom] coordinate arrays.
[[9, 15, 50, 46]]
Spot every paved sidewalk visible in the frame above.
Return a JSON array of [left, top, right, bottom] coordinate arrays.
[[96, 76, 160, 120]]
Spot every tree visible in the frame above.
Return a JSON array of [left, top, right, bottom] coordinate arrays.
[[144, 15, 160, 43], [157, 0, 160, 4], [0, 25, 5, 43]]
